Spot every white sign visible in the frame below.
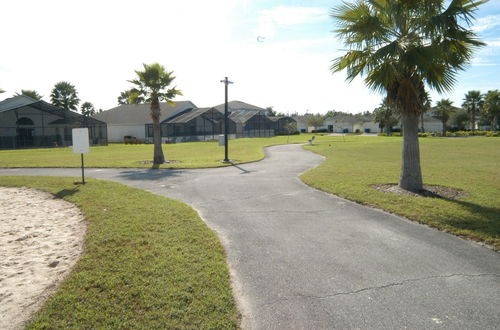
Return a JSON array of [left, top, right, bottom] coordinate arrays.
[[72, 128, 89, 154]]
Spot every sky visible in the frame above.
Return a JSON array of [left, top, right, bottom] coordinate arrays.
[[0, 0, 499, 115]]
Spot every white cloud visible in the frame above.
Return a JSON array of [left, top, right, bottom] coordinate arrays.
[[472, 14, 500, 32], [255, 6, 327, 38]]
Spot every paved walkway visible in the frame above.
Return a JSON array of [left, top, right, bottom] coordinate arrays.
[[1, 144, 499, 329]]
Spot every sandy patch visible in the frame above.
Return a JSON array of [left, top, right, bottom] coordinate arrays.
[[0, 187, 86, 330]]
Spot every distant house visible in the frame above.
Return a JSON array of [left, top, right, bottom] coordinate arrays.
[[269, 116, 298, 135], [162, 107, 236, 143], [93, 101, 196, 142], [213, 100, 268, 115], [0, 95, 107, 149], [229, 110, 275, 137]]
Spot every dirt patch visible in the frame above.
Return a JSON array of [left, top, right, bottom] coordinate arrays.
[[0, 187, 86, 330], [372, 184, 467, 200]]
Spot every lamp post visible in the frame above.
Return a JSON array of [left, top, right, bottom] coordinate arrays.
[[220, 77, 233, 162]]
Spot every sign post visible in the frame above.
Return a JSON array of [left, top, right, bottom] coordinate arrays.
[[72, 128, 89, 184]]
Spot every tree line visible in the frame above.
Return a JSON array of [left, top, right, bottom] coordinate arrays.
[[1, 82, 99, 117], [374, 90, 500, 136]]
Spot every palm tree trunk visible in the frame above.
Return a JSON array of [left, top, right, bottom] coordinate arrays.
[[492, 116, 497, 131], [442, 120, 446, 137], [151, 99, 165, 165], [420, 113, 425, 132], [399, 112, 423, 192]]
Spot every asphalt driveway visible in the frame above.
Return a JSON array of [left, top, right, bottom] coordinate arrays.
[[1, 144, 499, 329]]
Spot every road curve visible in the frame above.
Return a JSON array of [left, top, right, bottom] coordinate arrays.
[[1, 144, 499, 329]]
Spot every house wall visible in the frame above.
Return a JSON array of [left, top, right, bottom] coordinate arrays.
[[363, 121, 380, 133], [422, 120, 442, 132], [331, 121, 354, 133], [107, 124, 146, 142]]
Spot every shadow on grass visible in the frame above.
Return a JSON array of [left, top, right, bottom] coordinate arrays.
[[442, 198, 500, 237], [55, 188, 79, 199], [117, 168, 184, 181]]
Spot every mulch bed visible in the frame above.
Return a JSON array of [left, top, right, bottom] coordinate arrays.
[[372, 184, 467, 200]]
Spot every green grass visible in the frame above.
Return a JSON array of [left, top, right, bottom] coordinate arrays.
[[0, 135, 311, 168], [0, 176, 239, 329], [301, 136, 500, 250]]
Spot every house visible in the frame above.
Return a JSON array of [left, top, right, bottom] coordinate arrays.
[[269, 116, 298, 135], [162, 107, 236, 143], [0, 95, 107, 149], [213, 100, 268, 115], [93, 101, 196, 142], [229, 110, 275, 137]]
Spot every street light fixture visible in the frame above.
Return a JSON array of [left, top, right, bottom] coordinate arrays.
[[220, 77, 233, 162]]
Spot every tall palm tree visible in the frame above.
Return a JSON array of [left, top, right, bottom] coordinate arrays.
[[433, 99, 455, 136], [128, 63, 182, 165], [331, 0, 485, 192], [462, 90, 484, 134], [0, 88, 5, 94], [483, 90, 500, 131]]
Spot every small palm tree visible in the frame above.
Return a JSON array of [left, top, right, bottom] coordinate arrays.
[[483, 90, 500, 131], [0, 88, 6, 94], [420, 90, 432, 133], [433, 99, 455, 136], [374, 98, 399, 135], [128, 63, 182, 165], [462, 90, 484, 134], [331, 0, 485, 192], [50, 81, 80, 111], [80, 102, 96, 117]]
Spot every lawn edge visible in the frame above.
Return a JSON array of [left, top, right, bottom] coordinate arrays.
[[298, 145, 499, 252]]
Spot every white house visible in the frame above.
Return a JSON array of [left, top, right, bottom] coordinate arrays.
[[92, 101, 196, 142]]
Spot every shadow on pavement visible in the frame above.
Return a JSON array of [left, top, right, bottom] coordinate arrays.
[[117, 168, 184, 181]]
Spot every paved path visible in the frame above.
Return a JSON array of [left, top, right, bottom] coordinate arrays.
[[1, 144, 499, 329]]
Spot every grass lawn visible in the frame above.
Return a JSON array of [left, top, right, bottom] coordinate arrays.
[[0, 135, 312, 168], [301, 136, 500, 250], [0, 176, 239, 329]]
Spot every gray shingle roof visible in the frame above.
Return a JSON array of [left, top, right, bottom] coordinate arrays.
[[92, 101, 196, 125], [0, 95, 106, 126], [213, 100, 265, 113], [167, 107, 213, 124], [0, 95, 39, 113], [229, 109, 261, 123]]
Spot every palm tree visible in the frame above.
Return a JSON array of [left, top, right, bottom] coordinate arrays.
[[50, 81, 80, 111], [433, 99, 455, 136], [420, 90, 432, 133], [0, 88, 5, 94], [331, 0, 485, 192], [462, 90, 483, 134], [374, 98, 398, 134], [118, 89, 138, 105], [128, 63, 182, 165], [15, 89, 43, 100], [483, 90, 500, 131], [80, 102, 96, 117]]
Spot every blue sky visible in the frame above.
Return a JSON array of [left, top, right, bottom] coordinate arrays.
[[0, 0, 498, 114]]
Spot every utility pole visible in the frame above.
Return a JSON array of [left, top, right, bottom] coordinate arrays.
[[220, 77, 233, 162]]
